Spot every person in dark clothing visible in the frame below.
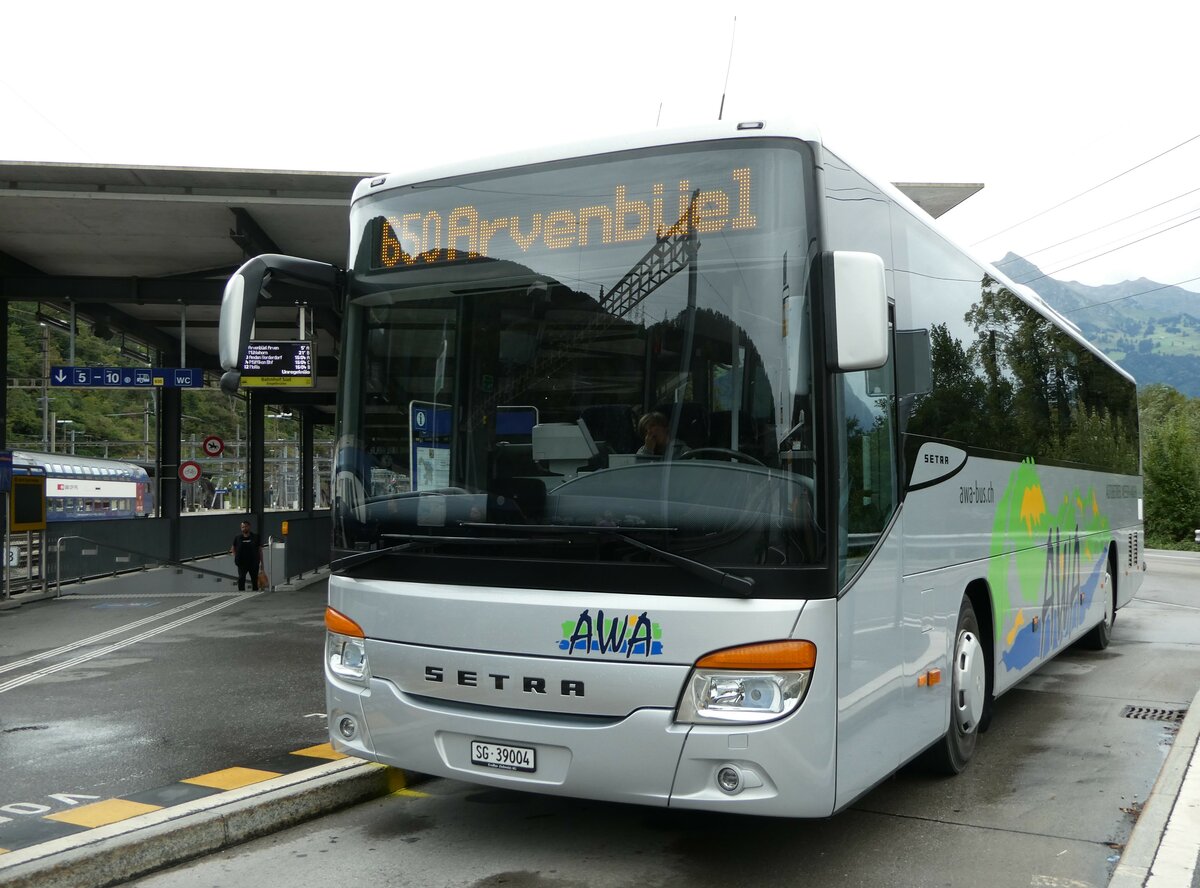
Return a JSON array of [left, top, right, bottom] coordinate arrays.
[[229, 520, 263, 591]]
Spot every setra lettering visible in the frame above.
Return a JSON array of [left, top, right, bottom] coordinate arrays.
[[423, 665, 584, 697]]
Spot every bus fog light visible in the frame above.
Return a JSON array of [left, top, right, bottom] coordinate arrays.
[[338, 716, 357, 739], [717, 766, 742, 794]]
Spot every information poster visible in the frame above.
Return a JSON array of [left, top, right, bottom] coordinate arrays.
[[409, 402, 451, 491]]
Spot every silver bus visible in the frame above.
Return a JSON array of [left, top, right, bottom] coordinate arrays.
[[220, 120, 1145, 815]]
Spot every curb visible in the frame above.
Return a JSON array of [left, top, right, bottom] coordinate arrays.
[[1109, 685, 1200, 888], [0, 758, 415, 888]]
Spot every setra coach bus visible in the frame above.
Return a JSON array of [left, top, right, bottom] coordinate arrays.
[[219, 120, 1144, 816]]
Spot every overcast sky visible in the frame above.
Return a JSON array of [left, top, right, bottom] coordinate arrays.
[[4, 0, 1198, 299]]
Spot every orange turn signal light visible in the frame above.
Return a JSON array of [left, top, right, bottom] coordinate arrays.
[[695, 640, 816, 671], [325, 606, 365, 638]]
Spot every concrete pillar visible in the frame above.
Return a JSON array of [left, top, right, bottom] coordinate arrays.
[[160, 385, 182, 561], [250, 391, 265, 530], [301, 408, 315, 512], [0, 297, 7, 451]]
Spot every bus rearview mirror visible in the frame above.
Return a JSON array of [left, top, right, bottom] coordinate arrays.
[[218, 254, 344, 393], [823, 251, 888, 372]]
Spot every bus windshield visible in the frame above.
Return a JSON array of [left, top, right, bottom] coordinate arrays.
[[334, 140, 824, 583]]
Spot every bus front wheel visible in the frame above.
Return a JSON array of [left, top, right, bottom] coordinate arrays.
[[930, 596, 987, 775]]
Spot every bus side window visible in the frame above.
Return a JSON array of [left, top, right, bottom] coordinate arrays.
[[841, 326, 898, 578]]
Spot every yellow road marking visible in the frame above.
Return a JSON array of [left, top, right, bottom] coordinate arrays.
[[291, 742, 347, 760], [46, 799, 162, 828], [386, 768, 411, 794], [182, 767, 281, 790], [391, 789, 430, 798]]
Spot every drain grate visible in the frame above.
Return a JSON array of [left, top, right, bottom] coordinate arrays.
[[1121, 705, 1187, 722]]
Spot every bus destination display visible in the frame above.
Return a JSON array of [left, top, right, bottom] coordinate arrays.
[[373, 165, 758, 270], [240, 341, 315, 387]]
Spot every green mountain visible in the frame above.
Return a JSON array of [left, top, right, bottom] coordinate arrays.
[[995, 253, 1200, 396]]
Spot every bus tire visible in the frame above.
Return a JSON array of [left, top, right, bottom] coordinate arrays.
[[929, 596, 987, 775], [1079, 564, 1115, 651]]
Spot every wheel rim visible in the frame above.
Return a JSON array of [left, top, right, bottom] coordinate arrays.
[[952, 629, 986, 733], [1102, 571, 1113, 628]]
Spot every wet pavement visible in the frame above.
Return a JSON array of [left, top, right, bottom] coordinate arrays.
[[0, 566, 330, 841]]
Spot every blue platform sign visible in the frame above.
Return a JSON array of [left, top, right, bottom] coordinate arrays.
[[50, 367, 203, 388]]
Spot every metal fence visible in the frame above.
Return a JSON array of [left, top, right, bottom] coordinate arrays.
[[2, 510, 331, 600], [279, 514, 331, 580]]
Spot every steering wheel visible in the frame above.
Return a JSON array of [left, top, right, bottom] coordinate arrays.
[[678, 447, 765, 467]]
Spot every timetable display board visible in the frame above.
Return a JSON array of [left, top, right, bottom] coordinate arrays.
[[240, 341, 316, 387]]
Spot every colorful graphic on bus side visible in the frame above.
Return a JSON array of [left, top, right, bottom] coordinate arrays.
[[989, 458, 1111, 672]]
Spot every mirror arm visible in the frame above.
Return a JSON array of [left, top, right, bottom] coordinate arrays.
[[219, 254, 343, 394]]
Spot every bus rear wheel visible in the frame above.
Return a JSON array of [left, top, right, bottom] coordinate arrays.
[[1079, 565, 1115, 650], [929, 596, 987, 775]]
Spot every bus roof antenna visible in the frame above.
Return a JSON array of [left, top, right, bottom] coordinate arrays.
[[718, 16, 737, 121]]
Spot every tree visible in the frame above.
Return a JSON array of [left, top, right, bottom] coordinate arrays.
[[1141, 397, 1200, 544]]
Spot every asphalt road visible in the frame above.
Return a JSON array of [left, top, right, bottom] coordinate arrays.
[[0, 569, 330, 833], [119, 552, 1199, 888]]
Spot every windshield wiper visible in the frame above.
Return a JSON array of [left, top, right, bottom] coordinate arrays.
[[332, 532, 572, 574], [331, 542, 423, 573], [602, 529, 755, 597], [459, 523, 756, 597]]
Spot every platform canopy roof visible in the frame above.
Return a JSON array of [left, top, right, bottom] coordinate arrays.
[[893, 182, 985, 220], [0, 161, 373, 400], [0, 160, 982, 401]]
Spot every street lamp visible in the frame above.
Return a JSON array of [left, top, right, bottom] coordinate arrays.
[[55, 419, 82, 455]]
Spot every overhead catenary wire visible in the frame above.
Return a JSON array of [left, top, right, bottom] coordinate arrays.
[[969, 130, 1200, 246], [994, 184, 1200, 267], [1058, 274, 1200, 316], [1012, 203, 1200, 280], [1015, 211, 1200, 286]]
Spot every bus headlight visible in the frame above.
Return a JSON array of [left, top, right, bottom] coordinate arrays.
[[327, 634, 369, 682], [676, 641, 815, 725], [325, 607, 369, 685]]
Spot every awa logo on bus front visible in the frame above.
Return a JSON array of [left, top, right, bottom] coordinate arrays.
[[559, 609, 663, 657]]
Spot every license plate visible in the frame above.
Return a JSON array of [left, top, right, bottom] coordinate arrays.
[[470, 740, 536, 773]]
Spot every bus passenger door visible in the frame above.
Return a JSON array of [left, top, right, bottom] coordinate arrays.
[[834, 328, 906, 807]]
